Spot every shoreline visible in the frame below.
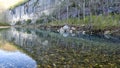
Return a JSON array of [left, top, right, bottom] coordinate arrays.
[[36, 25, 120, 37], [0, 26, 11, 29], [1, 25, 120, 37]]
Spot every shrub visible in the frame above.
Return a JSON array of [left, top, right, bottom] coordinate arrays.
[[0, 22, 10, 26], [26, 19, 32, 25], [36, 19, 44, 24], [15, 21, 21, 25]]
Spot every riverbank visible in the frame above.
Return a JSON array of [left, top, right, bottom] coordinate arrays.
[[35, 15, 120, 36], [0, 26, 11, 29], [13, 14, 120, 36], [0, 22, 10, 29], [36, 25, 120, 37], [0, 22, 10, 26]]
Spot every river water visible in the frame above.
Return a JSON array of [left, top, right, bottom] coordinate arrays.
[[0, 27, 120, 68]]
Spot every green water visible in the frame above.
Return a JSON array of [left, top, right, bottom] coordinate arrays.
[[0, 27, 120, 68]]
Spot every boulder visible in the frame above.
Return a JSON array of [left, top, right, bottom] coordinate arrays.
[[104, 30, 110, 35], [62, 25, 70, 31], [58, 25, 70, 34]]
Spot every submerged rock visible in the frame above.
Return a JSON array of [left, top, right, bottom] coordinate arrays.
[[71, 33, 75, 36], [62, 33, 69, 37], [104, 35, 111, 39], [42, 40, 48, 46], [69, 30, 73, 34], [82, 31, 86, 35]]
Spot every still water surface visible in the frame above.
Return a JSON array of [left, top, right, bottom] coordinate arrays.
[[0, 27, 120, 68]]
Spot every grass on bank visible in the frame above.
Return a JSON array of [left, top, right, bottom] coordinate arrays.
[[43, 14, 120, 30], [0, 22, 10, 26]]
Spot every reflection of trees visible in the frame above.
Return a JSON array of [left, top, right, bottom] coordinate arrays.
[[1, 28, 120, 67]]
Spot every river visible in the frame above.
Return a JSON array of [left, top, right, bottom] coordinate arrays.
[[0, 27, 120, 68]]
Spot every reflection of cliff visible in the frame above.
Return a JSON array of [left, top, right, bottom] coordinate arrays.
[[1, 28, 120, 66], [6, 28, 37, 47]]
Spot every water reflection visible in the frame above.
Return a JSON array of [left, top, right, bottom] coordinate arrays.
[[0, 29, 37, 68], [0, 50, 36, 68], [1, 27, 120, 67]]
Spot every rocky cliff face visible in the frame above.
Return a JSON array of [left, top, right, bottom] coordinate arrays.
[[7, 0, 60, 25], [7, 0, 120, 25]]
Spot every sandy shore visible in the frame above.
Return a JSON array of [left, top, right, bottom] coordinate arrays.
[[0, 26, 11, 28]]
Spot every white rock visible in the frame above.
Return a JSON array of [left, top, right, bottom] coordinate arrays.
[[63, 25, 70, 30], [81, 24, 85, 27], [58, 25, 70, 34], [104, 31, 110, 35], [57, 29, 60, 32], [82, 31, 86, 35], [71, 27, 76, 30], [59, 28, 64, 34], [69, 30, 73, 34]]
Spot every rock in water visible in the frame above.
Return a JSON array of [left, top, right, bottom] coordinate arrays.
[[59, 28, 64, 34], [42, 40, 48, 46], [82, 31, 86, 35], [104, 31, 110, 35], [59, 25, 70, 34], [71, 27, 76, 30], [69, 30, 73, 34], [62, 25, 70, 31]]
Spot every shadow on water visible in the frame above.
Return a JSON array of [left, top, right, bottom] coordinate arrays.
[[0, 27, 120, 67]]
